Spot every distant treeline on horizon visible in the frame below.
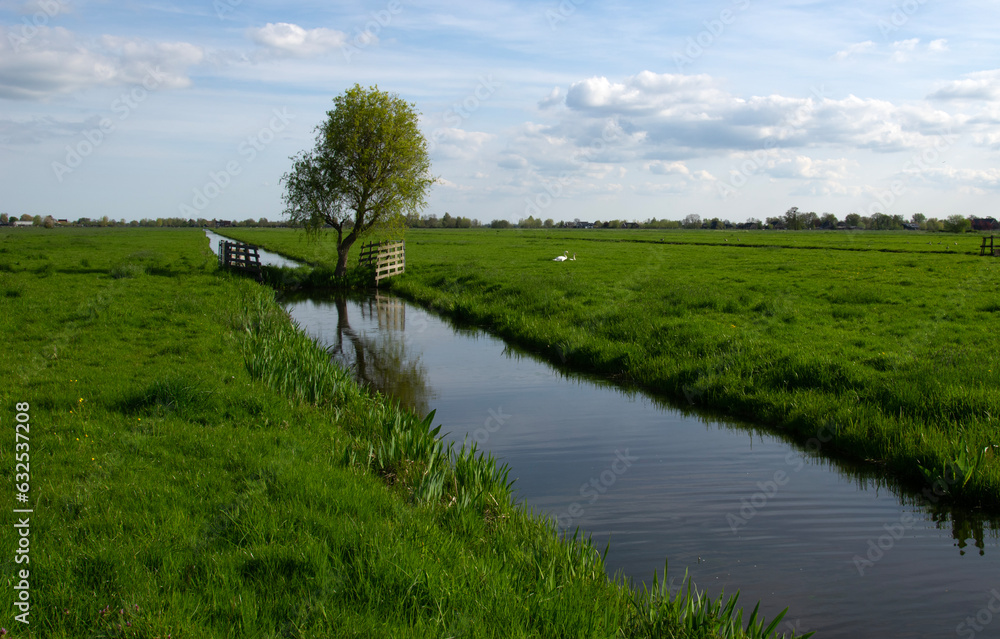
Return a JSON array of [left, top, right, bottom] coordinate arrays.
[[3, 208, 997, 233]]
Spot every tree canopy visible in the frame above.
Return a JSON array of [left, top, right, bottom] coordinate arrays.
[[281, 84, 433, 276]]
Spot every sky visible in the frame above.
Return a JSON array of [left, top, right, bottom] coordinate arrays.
[[3, 0, 1000, 224]]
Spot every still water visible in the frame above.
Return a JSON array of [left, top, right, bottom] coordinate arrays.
[[208, 232, 1000, 638]]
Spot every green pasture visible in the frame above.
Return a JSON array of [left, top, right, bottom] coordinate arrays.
[[0, 227, 808, 638], [218, 227, 1000, 507]]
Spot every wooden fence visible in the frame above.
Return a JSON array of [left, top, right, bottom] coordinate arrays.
[[358, 240, 405, 284], [218, 240, 261, 273], [980, 235, 999, 257]]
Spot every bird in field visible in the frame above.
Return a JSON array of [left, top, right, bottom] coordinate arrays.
[[553, 251, 569, 262], [570, 253, 576, 260]]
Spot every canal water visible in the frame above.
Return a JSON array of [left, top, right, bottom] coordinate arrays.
[[208, 231, 1000, 638]]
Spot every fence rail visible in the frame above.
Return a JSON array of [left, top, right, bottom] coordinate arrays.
[[980, 235, 998, 257], [218, 240, 261, 273], [358, 240, 405, 284]]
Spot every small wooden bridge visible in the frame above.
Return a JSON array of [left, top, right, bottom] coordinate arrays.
[[218, 240, 261, 274], [358, 240, 405, 284], [980, 235, 999, 257]]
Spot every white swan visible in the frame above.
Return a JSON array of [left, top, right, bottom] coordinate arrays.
[[553, 251, 569, 262], [569, 253, 576, 260]]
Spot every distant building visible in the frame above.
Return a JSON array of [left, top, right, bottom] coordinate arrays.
[[902, 222, 920, 230], [13, 220, 33, 227], [971, 217, 999, 231]]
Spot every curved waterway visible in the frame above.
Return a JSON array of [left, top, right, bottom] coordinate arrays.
[[206, 232, 1000, 638]]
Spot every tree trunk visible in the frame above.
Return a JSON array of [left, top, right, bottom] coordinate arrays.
[[335, 240, 351, 278]]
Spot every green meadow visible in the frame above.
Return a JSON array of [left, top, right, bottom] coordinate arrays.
[[0, 227, 809, 638], [219, 227, 1000, 508]]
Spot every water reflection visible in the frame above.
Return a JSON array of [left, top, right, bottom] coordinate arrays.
[[283, 292, 432, 417]]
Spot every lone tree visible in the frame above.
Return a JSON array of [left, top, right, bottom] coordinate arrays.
[[282, 84, 433, 277]]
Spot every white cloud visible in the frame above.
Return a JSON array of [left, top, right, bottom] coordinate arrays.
[[553, 71, 956, 159], [929, 69, 1000, 101], [928, 38, 949, 53], [248, 23, 348, 57], [0, 26, 202, 99]]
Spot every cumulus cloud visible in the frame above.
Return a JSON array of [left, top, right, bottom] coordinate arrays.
[[556, 71, 956, 158], [248, 23, 348, 57], [928, 69, 1000, 101], [0, 26, 203, 99], [565, 71, 726, 116], [491, 69, 972, 204]]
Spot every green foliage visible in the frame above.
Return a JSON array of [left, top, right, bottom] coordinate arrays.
[[943, 214, 972, 233], [282, 84, 433, 276]]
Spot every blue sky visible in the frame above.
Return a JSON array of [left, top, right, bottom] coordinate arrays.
[[3, 0, 1000, 224]]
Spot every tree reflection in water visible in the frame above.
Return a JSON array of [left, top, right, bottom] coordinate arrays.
[[327, 293, 432, 417]]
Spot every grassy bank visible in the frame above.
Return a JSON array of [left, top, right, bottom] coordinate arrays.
[[219, 227, 1000, 508], [0, 227, 807, 638]]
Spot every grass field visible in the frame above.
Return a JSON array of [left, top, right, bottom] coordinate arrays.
[[217, 227, 1000, 509], [0, 227, 809, 638]]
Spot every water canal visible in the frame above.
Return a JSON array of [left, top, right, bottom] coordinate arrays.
[[208, 231, 1000, 638]]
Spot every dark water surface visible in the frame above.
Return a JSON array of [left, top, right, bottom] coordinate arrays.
[[280, 292, 999, 639], [206, 235, 1000, 638]]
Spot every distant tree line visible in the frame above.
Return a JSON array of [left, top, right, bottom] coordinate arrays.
[[3, 207, 993, 234], [405, 212, 481, 228], [402, 208, 992, 233], [0, 213, 293, 229]]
